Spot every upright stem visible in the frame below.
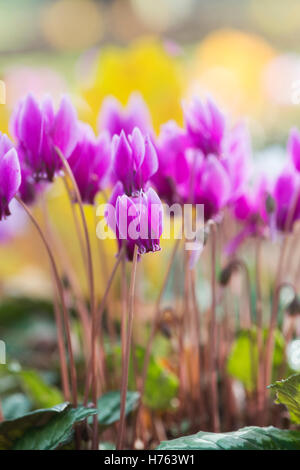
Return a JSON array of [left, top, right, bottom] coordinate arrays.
[[15, 196, 77, 406], [255, 238, 264, 421], [139, 238, 181, 403], [117, 245, 138, 450], [209, 224, 220, 432], [55, 148, 97, 438], [41, 195, 71, 400], [121, 251, 127, 371], [53, 289, 71, 401], [264, 237, 289, 393]]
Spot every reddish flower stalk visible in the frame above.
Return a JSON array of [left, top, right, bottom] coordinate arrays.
[[117, 244, 139, 450], [15, 196, 78, 406], [52, 283, 71, 401], [83, 246, 125, 408], [255, 238, 265, 423], [135, 238, 181, 430], [54, 146, 98, 446], [209, 223, 220, 432]]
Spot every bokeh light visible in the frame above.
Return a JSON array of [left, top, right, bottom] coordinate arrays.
[[41, 0, 104, 51]]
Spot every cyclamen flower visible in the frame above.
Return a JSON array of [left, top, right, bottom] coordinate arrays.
[[181, 98, 250, 222], [151, 121, 189, 205], [106, 182, 163, 261], [17, 147, 46, 205], [184, 97, 226, 157], [10, 94, 78, 182], [68, 123, 111, 204], [98, 93, 152, 137], [222, 122, 252, 201], [180, 153, 231, 221], [272, 169, 300, 232], [0, 133, 21, 220], [112, 128, 158, 195], [227, 179, 269, 254]]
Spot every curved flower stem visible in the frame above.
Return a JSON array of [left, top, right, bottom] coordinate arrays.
[[55, 148, 98, 435], [15, 196, 77, 406], [63, 177, 87, 269], [209, 223, 220, 432], [117, 245, 138, 450]]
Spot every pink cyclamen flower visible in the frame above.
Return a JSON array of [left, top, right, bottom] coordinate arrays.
[[273, 169, 300, 232], [98, 93, 152, 138], [184, 97, 226, 157], [106, 182, 163, 261], [227, 178, 269, 254], [112, 127, 158, 196], [222, 122, 252, 202], [0, 133, 21, 220], [10, 93, 78, 182], [180, 152, 231, 221], [68, 123, 111, 204], [151, 121, 189, 205]]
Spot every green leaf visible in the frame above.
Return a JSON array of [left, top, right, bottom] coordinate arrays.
[[156, 426, 300, 450], [269, 373, 300, 424], [0, 402, 97, 450], [2, 394, 32, 420], [97, 391, 140, 427], [227, 328, 284, 392], [18, 369, 63, 408], [106, 344, 178, 411], [100, 441, 116, 450]]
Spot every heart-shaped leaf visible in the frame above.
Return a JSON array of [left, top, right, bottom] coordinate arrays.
[[0, 402, 97, 450], [269, 373, 300, 424], [156, 426, 300, 450]]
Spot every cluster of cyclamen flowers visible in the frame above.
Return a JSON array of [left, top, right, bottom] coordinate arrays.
[[1, 90, 300, 260]]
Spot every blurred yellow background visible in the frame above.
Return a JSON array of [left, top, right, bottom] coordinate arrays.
[[0, 0, 299, 298]]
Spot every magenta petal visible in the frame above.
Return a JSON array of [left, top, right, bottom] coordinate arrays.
[[105, 182, 124, 231], [116, 194, 138, 240], [140, 136, 158, 183], [126, 93, 152, 134], [288, 127, 300, 172], [207, 98, 225, 144], [53, 96, 78, 157], [233, 194, 253, 221], [95, 131, 111, 182], [98, 96, 123, 136], [19, 94, 43, 159], [0, 133, 13, 156], [0, 148, 21, 205], [146, 187, 163, 239], [130, 127, 145, 168], [113, 131, 133, 191], [202, 156, 230, 209]]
